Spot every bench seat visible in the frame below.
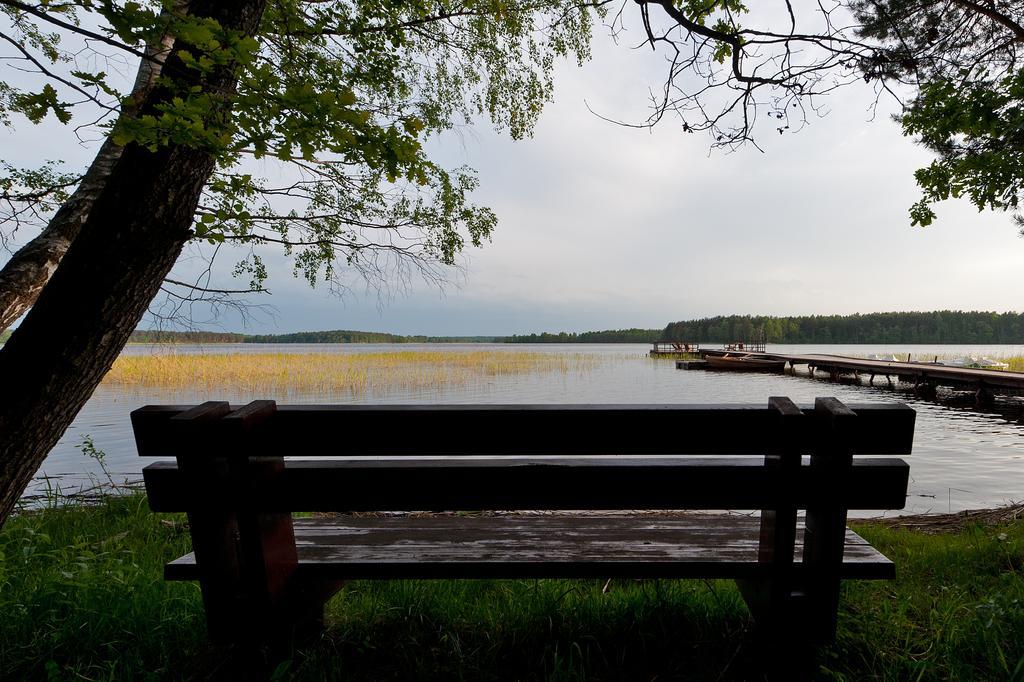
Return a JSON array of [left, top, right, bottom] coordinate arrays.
[[164, 514, 893, 581]]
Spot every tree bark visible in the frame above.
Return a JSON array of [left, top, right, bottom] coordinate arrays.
[[0, 1, 189, 334], [0, 0, 266, 524], [0, 139, 120, 332]]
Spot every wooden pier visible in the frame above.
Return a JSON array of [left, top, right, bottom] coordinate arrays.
[[699, 350, 1024, 406]]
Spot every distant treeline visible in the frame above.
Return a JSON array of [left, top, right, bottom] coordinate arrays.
[[128, 327, 662, 344], [128, 329, 503, 344], [130, 330, 246, 343], [243, 330, 502, 343], [509, 328, 661, 343], [114, 312, 1024, 345], [662, 311, 1024, 344]]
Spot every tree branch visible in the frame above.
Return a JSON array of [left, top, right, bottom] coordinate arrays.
[[163, 277, 267, 294], [949, 0, 1024, 42], [0, 0, 162, 64]]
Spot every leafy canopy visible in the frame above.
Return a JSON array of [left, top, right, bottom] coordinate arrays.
[[0, 0, 600, 293], [851, 0, 1024, 227], [904, 71, 1024, 227]]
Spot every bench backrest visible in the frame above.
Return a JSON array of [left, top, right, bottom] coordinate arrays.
[[134, 397, 914, 514]]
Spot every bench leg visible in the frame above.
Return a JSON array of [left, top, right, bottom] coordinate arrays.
[[739, 578, 840, 639], [186, 505, 340, 646], [278, 577, 347, 641], [199, 576, 346, 648], [184, 508, 248, 643], [737, 577, 839, 680]]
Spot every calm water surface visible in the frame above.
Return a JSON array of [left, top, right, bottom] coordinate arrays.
[[34, 342, 1024, 515]]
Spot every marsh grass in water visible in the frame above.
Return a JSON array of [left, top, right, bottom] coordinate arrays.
[[927, 353, 1024, 372], [2, 496, 1023, 680], [855, 352, 1024, 373], [103, 351, 603, 397]]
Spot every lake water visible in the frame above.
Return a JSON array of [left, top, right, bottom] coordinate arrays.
[[32, 342, 1024, 515]]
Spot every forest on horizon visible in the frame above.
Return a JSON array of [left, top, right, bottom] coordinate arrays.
[[662, 311, 1024, 344], [127, 329, 503, 344], [2, 312, 1016, 347]]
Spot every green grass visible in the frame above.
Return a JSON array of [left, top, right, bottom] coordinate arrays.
[[831, 523, 1024, 680], [1, 496, 1023, 680], [0, 496, 203, 679]]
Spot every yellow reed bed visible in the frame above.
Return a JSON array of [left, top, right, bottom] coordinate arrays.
[[104, 350, 601, 396], [1002, 356, 1024, 372]]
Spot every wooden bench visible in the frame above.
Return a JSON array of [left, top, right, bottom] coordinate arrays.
[[133, 397, 914, 665]]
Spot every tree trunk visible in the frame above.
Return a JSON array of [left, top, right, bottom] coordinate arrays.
[[0, 139, 120, 332], [0, 1, 189, 334], [0, 0, 266, 525]]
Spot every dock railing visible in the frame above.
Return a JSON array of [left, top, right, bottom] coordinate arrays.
[[724, 329, 767, 353], [724, 340, 767, 353], [652, 342, 700, 354]]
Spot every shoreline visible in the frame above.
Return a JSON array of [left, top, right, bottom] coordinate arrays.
[[871, 501, 1024, 533]]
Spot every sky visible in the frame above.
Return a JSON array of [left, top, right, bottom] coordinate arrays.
[[3, 8, 1024, 337]]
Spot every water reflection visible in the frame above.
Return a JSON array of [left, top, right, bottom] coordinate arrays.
[[35, 343, 1024, 515]]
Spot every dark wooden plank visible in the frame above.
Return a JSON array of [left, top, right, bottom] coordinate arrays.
[[132, 403, 915, 458], [219, 401, 302, 622], [171, 401, 231, 446], [130, 405, 194, 458], [819, 403, 915, 455], [166, 401, 239, 640], [223, 400, 277, 433], [737, 395, 806, 630], [143, 457, 910, 512], [747, 398, 804, 619], [759, 396, 803, 563], [164, 515, 893, 581], [144, 455, 909, 471], [802, 397, 858, 643], [132, 401, 230, 461]]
